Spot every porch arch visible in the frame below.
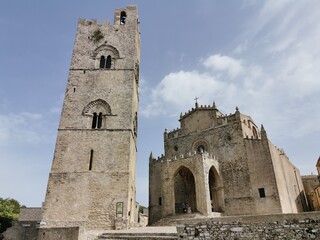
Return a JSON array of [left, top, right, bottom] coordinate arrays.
[[209, 166, 224, 212], [174, 166, 197, 214]]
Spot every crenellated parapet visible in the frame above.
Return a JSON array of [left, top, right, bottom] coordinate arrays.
[[167, 103, 246, 139], [149, 151, 217, 165], [179, 103, 222, 121]]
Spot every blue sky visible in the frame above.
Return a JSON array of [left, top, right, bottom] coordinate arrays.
[[0, 1, 319, 208]]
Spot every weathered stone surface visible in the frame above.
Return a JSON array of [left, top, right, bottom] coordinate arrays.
[[149, 104, 307, 225], [40, 5, 140, 233], [38, 227, 79, 240], [177, 218, 320, 240]]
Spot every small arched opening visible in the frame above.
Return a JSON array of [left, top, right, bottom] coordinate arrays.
[[174, 166, 196, 214], [252, 127, 258, 139], [97, 112, 103, 129], [99, 55, 106, 69], [106, 55, 111, 69], [209, 166, 223, 212], [91, 113, 98, 129], [120, 11, 127, 25]]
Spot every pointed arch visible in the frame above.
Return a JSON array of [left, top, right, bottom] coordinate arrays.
[[252, 126, 258, 139], [174, 166, 197, 214], [208, 166, 224, 212]]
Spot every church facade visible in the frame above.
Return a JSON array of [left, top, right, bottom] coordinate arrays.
[[40, 6, 140, 231], [149, 102, 308, 224]]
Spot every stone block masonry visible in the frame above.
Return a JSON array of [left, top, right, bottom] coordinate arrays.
[[177, 213, 320, 240]]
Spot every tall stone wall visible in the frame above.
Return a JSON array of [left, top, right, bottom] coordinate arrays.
[[244, 138, 282, 214], [268, 140, 307, 212]]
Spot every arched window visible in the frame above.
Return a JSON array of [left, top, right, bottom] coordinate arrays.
[[197, 145, 205, 154], [100, 56, 106, 68], [92, 113, 97, 129], [99, 55, 111, 69], [252, 127, 258, 139], [120, 11, 127, 25], [106, 55, 111, 69], [92, 112, 103, 129], [97, 112, 103, 129]]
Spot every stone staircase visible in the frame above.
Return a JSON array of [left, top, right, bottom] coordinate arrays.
[[97, 232, 178, 239], [152, 213, 208, 226], [95, 227, 178, 240]]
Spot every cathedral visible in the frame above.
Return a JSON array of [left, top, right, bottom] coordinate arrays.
[[149, 102, 307, 224]]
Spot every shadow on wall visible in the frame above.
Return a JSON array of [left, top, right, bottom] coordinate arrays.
[[296, 190, 309, 212]]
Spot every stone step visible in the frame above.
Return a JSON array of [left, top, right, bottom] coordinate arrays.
[[96, 227, 178, 240], [152, 213, 207, 226], [97, 232, 178, 240]]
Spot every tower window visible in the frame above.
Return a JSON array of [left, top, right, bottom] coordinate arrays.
[[97, 112, 103, 129], [159, 197, 162, 206], [92, 112, 103, 129], [106, 55, 111, 69], [100, 56, 105, 68], [258, 188, 266, 198], [99, 55, 112, 69], [92, 113, 97, 129], [89, 150, 94, 171], [120, 11, 127, 25], [197, 145, 205, 154]]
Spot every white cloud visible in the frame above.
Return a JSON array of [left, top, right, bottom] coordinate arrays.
[[0, 112, 47, 146], [203, 54, 244, 78], [140, 70, 230, 117], [142, 38, 320, 142], [251, 1, 320, 100]]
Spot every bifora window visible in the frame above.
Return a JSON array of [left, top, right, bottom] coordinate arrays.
[[92, 112, 103, 129], [99, 55, 111, 69]]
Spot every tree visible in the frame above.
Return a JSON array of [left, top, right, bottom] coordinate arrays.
[[139, 205, 147, 213], [0, 198, 22, 233]]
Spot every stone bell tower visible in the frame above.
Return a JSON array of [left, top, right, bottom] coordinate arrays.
[[41, 6, 140, 231]]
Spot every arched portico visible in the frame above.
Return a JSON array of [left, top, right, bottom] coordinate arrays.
[[209, 166, 224, 212], [174, 166, 197, 214]]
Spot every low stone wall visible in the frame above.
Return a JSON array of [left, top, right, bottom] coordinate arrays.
[[177, 212, 320, 240], [38, 227, 79, 240], [2, 221, 39, 240]]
